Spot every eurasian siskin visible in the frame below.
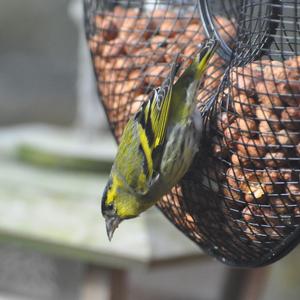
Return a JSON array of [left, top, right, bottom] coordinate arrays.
[[102, 38, 219, 240]]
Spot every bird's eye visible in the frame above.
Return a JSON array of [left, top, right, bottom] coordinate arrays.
[[107, 203, 114, 210]]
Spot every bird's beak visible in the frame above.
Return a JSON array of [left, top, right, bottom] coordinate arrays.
[[105, 216, 121, 241]]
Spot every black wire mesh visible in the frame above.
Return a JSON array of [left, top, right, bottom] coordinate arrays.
[[84, 0, 300, 267], [84, 0, 236, 137]]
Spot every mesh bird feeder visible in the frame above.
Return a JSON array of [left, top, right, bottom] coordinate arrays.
[[84, 0, 300, 267]]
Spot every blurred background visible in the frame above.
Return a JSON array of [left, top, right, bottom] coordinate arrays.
[[1, 1, 300, 300]]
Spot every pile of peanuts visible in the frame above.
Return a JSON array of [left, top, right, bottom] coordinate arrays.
[[214, 57, 300, 242], [88, 5, 235, 139], [89, 6, 300, 241], [87, 6, 300, 243]]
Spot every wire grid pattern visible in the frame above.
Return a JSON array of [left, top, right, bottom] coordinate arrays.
[[84, 0, 236, 138], [195, 0, 300, 266], [84, 0, 300, 267]]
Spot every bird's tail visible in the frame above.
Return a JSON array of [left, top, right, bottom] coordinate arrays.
[[193, 38, 219, 80]]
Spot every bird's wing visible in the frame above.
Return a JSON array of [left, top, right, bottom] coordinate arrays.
[[135, 58, 180, 171], [147, 59, 180, 149], [113, 118, 152, 195], [128, 59, 180, 194]]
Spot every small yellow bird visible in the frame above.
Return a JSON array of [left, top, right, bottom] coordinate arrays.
[[102, 39, 219, 240]]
